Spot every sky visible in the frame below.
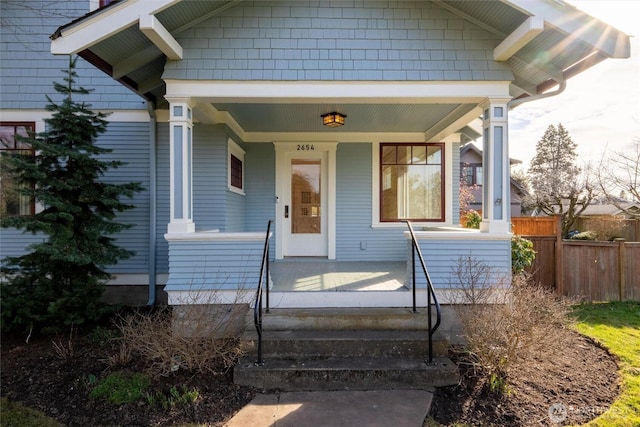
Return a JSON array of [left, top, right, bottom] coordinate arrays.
[[507, 0, 640, 172]]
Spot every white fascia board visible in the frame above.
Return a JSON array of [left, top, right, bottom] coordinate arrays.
[[139, 14, 183, 60], [494, 16, 545, 61], [165, 80, 511, 104], [51, 0, 181, 55], [502, 0, 630, 58], [0, 109, 148, 123]]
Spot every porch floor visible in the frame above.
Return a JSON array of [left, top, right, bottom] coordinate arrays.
[[269, 260, 408, 292]]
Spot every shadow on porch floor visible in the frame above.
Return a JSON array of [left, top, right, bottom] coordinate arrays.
[[269, 260, 409, 292]]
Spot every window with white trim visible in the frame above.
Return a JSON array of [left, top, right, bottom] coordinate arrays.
[[228, 139, 245, 195]]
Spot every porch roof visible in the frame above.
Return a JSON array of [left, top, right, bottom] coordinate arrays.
[[50, 0, 629, 136]]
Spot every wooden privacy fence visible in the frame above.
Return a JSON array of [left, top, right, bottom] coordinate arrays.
[[516, 216, 640, 302], [558, 240, 640, 302], [512, 217, 557, 236]]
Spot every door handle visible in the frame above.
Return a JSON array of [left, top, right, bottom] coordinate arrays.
[[284, 205, 289, 218]]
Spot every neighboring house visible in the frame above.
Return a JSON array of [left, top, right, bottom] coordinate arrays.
[[460, 142, 528, 218], [580, 201, 640, 219], [1, 1, 630, 312]]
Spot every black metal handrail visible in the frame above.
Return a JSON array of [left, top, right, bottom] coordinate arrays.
[[253, 220, 272, 365], [404, 220, 442, 364]]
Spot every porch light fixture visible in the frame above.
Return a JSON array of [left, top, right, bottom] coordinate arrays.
[[321, 112, 346, 127]]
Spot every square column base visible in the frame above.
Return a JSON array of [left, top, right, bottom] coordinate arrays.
[[167, 221, 195, 234], [480, 220, 511, 234]]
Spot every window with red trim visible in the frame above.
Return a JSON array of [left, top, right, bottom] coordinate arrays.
[[230, 154, 243, 190], [380, 143, 444, 222], [0, 122, 35, 216]]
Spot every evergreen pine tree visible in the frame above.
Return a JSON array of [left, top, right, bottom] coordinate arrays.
[[1, 57, 144, 333], [528, 123, 594, 237]]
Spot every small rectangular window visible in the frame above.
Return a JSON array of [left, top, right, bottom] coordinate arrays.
[[228, 139, 246, 195], [0, 123, 35, 216], [230, 154, 243, 189]]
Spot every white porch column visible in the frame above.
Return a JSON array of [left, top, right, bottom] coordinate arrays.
[[479, 98, 511, 234], [167, 98, 195, 234]]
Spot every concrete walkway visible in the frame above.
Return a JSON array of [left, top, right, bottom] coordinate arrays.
[[224, 389, 433, 427]]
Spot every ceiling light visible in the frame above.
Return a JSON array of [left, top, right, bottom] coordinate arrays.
[[321, 112, 346, 127]]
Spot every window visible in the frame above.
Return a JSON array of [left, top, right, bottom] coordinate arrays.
[[228, 139, 245, 195], [380, 143, 444, 222], [0, 123, 35, 216], [461, 163, 483, 186], [230, 154, 243, 189]]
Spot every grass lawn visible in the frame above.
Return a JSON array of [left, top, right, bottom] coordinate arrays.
[[0, 398, 63, 427], [572, 301, 640, 427]]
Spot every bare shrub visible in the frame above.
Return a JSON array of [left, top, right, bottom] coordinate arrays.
[[580, 216, 626, 241], [51, 326, 75, 360], [451, 254, 497, 304], [104, 343, 133, 368], [115, 305, 246, 376], [452, 257, 576, 394]]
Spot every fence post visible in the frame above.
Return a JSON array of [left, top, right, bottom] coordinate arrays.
[[555, 215, 564, 295], [616, 238, 626, 301]]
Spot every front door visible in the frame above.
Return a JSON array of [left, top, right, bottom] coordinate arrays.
[[275, 143, 336, 259], [284, 150, 327, 256]]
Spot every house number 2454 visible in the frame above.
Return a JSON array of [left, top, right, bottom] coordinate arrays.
[[297, 144, 315, 151]]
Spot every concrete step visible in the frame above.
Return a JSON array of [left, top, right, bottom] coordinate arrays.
[[256, 307, 439, 331], [241, 329, 449, 359], [234, 307, 458, 392], [234, 356, 458, 391]]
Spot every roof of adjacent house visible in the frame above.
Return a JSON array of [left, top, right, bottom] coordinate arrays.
[[582, 202, 640, 217], [460, 142, 522, 166]]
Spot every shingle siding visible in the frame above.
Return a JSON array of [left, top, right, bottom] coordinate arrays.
[[163, 0, 512, 82], [0, 1, 144, 110]]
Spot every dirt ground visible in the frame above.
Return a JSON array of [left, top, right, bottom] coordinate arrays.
[[429, 331, 620, 426], [1, 327, 619, 427]]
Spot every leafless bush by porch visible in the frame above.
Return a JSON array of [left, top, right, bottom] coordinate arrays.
[[452, 256, 576, 393], [115, 287, 249, 376]]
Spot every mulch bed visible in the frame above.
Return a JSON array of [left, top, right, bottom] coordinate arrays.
[[429, 331, 620, 426], [2, 327, 619, 426], [1, 331, 255, 427]]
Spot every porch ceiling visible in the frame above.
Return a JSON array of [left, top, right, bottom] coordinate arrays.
[[51, 0, 630, 133], [209, 103, 466, 133]]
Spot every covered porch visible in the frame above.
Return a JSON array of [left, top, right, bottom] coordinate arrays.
[[164, 226, 511, 308]]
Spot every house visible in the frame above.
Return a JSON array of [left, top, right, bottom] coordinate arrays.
[[1, 1, 630, 319], [460, 141, 528, 218]]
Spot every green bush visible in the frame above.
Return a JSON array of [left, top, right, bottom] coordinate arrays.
[[463, 210, 482, 229], [89, 372, 150, 405], [146, 386, 200, 410], [511, 235, 535, 275]]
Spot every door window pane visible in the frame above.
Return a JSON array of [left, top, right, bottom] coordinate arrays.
[[291, 159, 321, 233]]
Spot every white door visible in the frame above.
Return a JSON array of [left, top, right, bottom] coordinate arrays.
[[282, 149, 328, 257]]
